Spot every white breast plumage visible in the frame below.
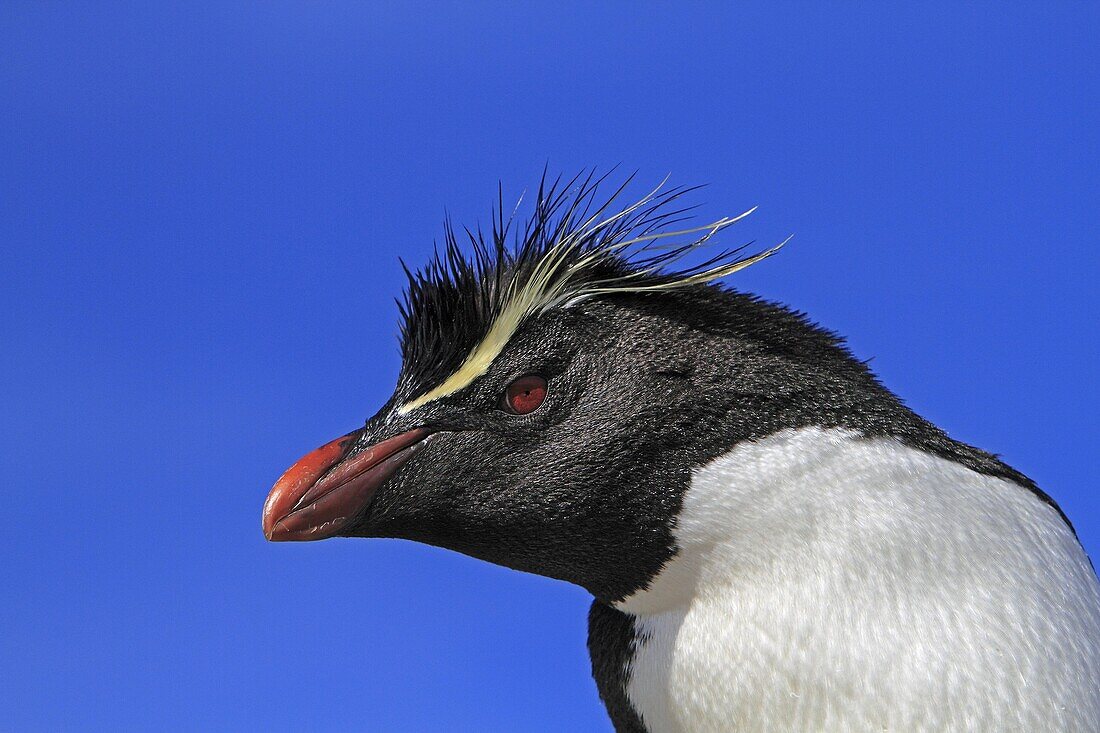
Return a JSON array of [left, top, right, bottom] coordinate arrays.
[[616, 427, 1100, 732]]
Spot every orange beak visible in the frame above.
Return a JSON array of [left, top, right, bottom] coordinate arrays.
[[262, 428, 429, 541]]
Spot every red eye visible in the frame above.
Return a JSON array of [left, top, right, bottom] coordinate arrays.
[[503, 375, 547, 415]]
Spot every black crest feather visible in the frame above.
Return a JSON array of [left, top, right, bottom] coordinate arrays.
[[395, 170, 784, 408]]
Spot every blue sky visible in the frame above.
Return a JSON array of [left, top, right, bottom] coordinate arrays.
[[2, 3, 1098, 730]]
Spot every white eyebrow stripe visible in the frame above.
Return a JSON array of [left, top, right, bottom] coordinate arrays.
[[396, 307, 522, 414]]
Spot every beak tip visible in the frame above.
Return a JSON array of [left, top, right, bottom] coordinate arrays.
[[261, 514, 278, 541], [261, 485, 290, 541], [262, 515, 297, 542]]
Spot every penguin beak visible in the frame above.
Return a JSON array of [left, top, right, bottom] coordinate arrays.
[[262, 427, 430, 542]]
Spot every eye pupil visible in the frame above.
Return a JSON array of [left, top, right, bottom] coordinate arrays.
[[504, 375, 547, 415]]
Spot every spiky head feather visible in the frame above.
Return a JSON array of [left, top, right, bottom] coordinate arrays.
[[396, 171, 787, 413]]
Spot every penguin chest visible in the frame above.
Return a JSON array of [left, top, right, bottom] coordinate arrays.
[[625, 599, 785, 733], [616, 428, 1100, 733]]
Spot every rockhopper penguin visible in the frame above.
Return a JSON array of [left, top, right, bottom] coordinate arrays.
[[262, 173, 1100, 732]]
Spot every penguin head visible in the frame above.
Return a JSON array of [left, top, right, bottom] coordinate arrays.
[[262, 174, 851, 602]]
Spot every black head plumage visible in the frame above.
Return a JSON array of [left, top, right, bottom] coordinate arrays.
[[395, 170, 782, 407]]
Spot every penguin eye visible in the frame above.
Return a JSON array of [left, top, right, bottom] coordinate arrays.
[[501, 374, 547, 415]]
